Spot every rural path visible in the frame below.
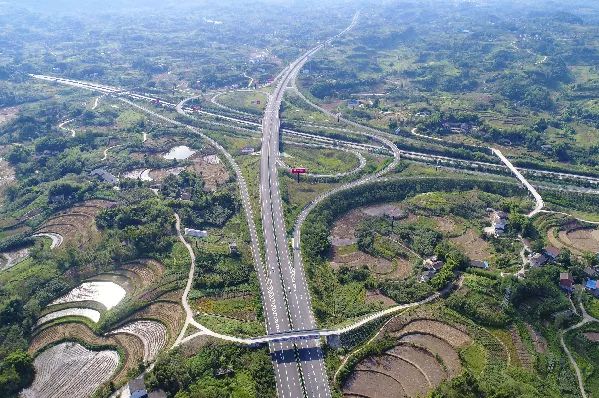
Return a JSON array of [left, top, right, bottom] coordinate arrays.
[[92, 95, 104, 110], [332, 276, 464, 384], [538, 209, 599, 225], [58, 119, 77, 137], [172, 213, 198, 347], [101, 144, 122, 161], [171, 213, 251, 347], [560, 299, 599, 398]]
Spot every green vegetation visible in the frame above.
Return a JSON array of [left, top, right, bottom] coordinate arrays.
[[0, 350, 34, 397], [565, 323, 599, 396], [146, 344, 276, 398], [2, 0, 599, 396], [301, 177, 528, 326], [282, 145, 359, 175], [96, 198, 176, 257], [300, 0, 599, 175]]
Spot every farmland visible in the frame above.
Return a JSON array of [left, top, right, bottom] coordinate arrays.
[[1, 0, 599, 397]]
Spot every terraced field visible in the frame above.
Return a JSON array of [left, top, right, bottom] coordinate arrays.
[[127, 301, 185, 346], [108, 320, 167, 362], [30, 323, 144, 384], [36, 308, 101, 326], [34, 200, 114, 248], [50, 281, 127, 310], [22, 342, 119, 398], [551, 225, 599, 255], [343, 319, 473, 398], [26, 258, 180, 395]]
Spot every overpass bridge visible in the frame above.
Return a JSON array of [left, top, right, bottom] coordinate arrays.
[[177, 293, 438, 348]]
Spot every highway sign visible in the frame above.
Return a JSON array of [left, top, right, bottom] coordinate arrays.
[[291, 167, 307, 174]]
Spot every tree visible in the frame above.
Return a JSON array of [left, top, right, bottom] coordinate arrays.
[[430, 371, 485, 398], [6, 145, 31, 165], [0, 350, 34, 397]]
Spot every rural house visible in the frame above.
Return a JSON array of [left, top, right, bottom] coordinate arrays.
[[484, 209, 508, 237], [585, 279, 599, 298], [185, 228, 208, 238], [470, 260, 489, 269], [544, 246, 561, 261], [559, 272, 574, 293], [423, 256, 444, 271], [529, 252, 548, 267]]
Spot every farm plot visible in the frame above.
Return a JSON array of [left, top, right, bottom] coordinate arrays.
[[149, 166, 185, 182], [123, 168, 153, 181], [0, 105, 19, 125], [117, 259, 166, 293], [35, 200, 113, 248], [125, 301, 185, 346], [526, 323, 547, 353], [450, 229, 492, 261], [35, 261, 163, 327], [361, 203, 405, 218], [187, 156, 230, 191], [559, 227, 599, 253], [330, 208, 364, 246], [108, 320, 167, 362], [0, 156, 15, 203], [50, 281, 127, 310], [22, 342, 119, 398], [343, 319, 473, 398], [36, 308, 101, 326], [584, 332, 599, 342], [29, 323, 144, 383], [0, 246, 30, 271], [193, 295, 259, 322], [331, 250, 411, 280], [331, 204, 406, 247]]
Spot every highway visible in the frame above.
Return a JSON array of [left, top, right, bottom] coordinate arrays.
[[258, 11, 359, 398], [31, 73, 599, 188], [31, 37, 599, 397]]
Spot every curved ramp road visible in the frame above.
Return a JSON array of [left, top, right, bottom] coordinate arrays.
[[33, 73, 599, 187], [282, 142, 367, 179]]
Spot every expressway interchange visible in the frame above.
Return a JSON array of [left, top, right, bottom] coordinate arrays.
[[29, 10, 599, 397]]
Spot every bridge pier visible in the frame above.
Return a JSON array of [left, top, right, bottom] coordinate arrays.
[[326, 334, 341, 349]]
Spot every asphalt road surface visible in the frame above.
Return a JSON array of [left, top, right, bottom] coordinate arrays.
[[260, 12, 359, 398]]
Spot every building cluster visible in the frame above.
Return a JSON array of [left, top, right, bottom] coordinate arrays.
[[346, 98, 373, 109], [559, 272, 574, 293], [419, 255, 489, 282], [419, 255, 444, 282], [126, 377, 166, 398], [240, 146, 255, 155], [184, 228, 208, 238], [484, 208, 508, 237], [529, 246, 560, 268], [442, 122, 476, 135]]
